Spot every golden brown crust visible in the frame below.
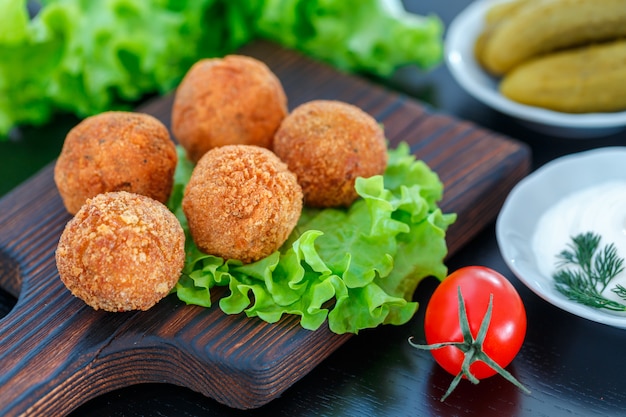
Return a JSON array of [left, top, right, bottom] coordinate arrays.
[[182, 145, 303, 263], [55, 191, 185, 312], [272, 100, 387, 208], [54, 111, 177, 215], [171, 55, 288, 163]]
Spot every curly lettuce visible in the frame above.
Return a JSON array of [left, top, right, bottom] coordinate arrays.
[[0, 0, 443, 138], [254, 0, 444, 76], [0, 0, 256, 136], [170, 143, 456, 334]]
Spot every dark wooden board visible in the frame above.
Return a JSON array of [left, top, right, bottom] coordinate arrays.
[[0, 40, 530, 417]]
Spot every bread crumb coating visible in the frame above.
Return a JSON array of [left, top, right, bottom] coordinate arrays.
[[171, 55, 288, 163], [272, 100, 387, 208], [54, 111, 177, 215], [55, 191, 185, 312], [182, 145, 303, 263]]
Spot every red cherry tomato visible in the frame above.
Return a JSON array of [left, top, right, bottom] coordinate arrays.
[[424, 266, 527, 380]]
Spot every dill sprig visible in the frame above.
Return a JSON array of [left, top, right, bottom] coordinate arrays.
[[552, 232, 626, 312]]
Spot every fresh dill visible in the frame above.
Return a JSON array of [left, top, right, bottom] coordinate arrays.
[[552, 232, 626, 312]]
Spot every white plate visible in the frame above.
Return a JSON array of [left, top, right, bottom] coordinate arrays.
[[496, 147, 626, 328], [445, 0, 626, 138]]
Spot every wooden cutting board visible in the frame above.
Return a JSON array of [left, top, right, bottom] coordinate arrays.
[[0, 40, 530, 416]]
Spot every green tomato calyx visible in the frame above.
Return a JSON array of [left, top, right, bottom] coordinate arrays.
[[409, 286, 530, 401]]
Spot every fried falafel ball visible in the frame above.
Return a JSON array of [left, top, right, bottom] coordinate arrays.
[[182, 145, 303, 264], [54, 111, 177, 215], [171, 55, 288, 163], [55, 191, 185, 312], [273, 100, 387, 208]]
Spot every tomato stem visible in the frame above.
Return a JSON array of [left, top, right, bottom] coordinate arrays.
[[409, 286, 530, 401]]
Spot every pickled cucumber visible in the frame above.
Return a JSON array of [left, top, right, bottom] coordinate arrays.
[[500, 39, 626, 113], [481, 0, 626, 75]]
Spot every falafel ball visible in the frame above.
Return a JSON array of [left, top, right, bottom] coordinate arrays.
[[55, 191, 185, 312], [171, 55, 288, 163], [182, 145, 302, 264], [273, 100, 387, 208], [54, 111, 177, 215]]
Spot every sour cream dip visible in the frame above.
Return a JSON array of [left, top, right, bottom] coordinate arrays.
[[532, 180, 626, 303]]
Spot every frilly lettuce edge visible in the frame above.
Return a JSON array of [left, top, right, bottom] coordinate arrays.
[[169, 142, 456, 334]]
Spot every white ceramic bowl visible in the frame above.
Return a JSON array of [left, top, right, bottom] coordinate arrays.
[[496, 147, 626, 328], [445, 0, 626, 138]]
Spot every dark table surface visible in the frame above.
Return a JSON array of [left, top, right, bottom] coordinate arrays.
[[2, 1, 626, 416]]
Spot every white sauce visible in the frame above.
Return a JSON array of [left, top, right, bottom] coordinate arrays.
[[532, 180, 626, 303]]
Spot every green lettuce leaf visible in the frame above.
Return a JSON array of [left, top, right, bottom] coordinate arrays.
[[0, 0, 257, 136], [0, 0, 443, 138], [254, 0, 444, 76], [170, 143, 456, 334]]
